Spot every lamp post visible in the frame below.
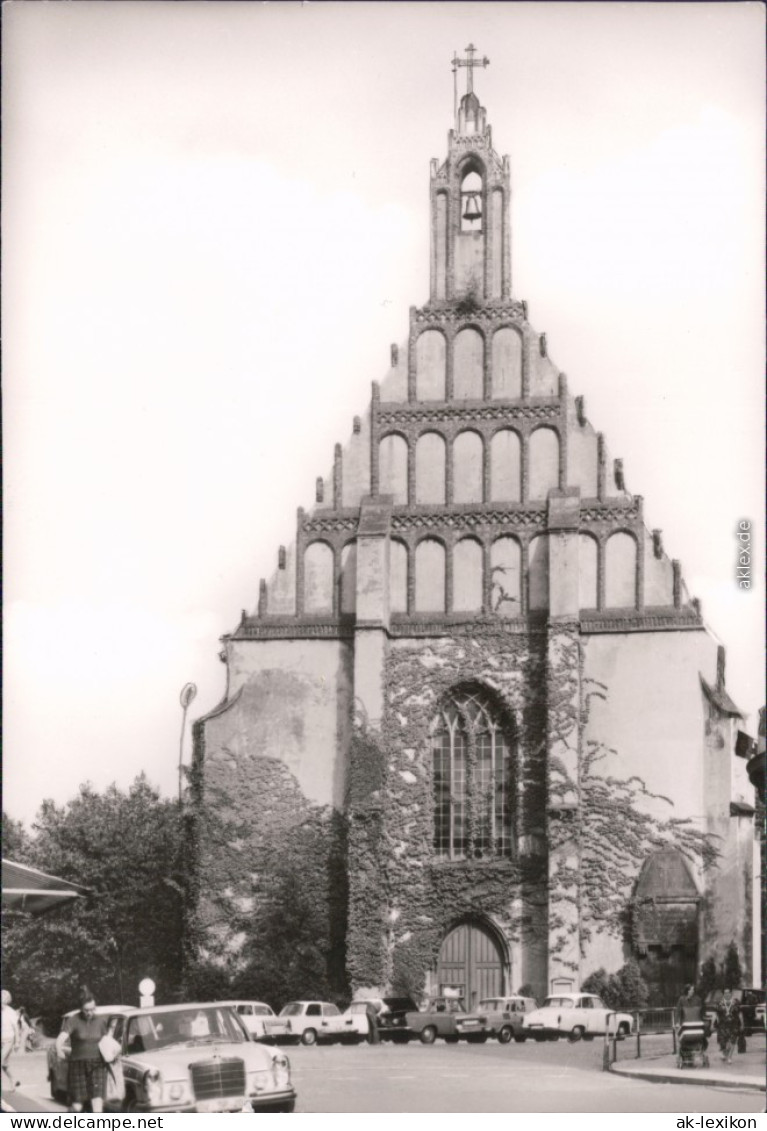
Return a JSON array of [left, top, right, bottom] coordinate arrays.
[[178, 682, 197, 804]]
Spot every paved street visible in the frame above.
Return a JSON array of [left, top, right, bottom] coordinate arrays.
[[7, 1041, 764, 1115]]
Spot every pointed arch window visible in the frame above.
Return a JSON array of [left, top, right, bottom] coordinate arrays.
[[431, 687, 514, 860]]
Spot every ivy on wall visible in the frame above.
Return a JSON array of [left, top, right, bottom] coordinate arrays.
[[346, 622, 719, 997], [185, 738, 349, 1006]]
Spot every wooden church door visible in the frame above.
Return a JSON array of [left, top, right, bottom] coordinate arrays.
[[436, 921, 504, 1008]]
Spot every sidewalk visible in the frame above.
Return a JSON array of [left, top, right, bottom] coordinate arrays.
[[1, 1049, 51, 1113], [610, 1046, 766, 1094]]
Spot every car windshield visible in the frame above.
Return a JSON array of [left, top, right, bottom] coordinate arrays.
[[253, 1006, 272, 1017], [125, 1007, 247, 1052], [279, 1003, 304, 1017], [542, 997, 574, 1008], [479, 999, 503, 1010]]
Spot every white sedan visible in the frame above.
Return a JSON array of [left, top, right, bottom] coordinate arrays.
[[278, 1001, 357, 1046], [214, 1001, 290, 1043], [520, 993, 633, 1042]]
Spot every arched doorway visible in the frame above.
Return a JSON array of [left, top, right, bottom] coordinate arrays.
[[436, 920, 506, 1009]]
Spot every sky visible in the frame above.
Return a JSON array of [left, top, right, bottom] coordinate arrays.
[[3, 1, 764, 827]]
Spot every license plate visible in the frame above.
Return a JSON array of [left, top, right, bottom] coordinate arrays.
[[197, 1097, 245, 1113]]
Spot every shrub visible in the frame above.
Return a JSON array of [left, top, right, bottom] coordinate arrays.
[[582, 961, 649, 1011]]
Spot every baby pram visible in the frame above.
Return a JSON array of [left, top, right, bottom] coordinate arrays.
[[676, 1021, 710, 1069]]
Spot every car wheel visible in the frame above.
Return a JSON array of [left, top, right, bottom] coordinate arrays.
[[513, 1033, 527, 1043], [419, 1026, 437, 1045], [122, 1091, 138, 1113], [569, 1026, 585, 1043], [301, 1028, 318, 1046], [546, 1033, 559, 1041], [467, 1033, 488, 1043], [444, 1035, 459, 1044], [391, 1033, 410, 1044], [583, 1033, 595, 1042], [533, 1033, 547, 1042]]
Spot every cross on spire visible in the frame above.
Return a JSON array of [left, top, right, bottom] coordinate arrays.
[[452, 43, 489, 96]]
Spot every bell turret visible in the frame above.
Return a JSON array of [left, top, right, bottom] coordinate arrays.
[[429, 46, 511, 304]]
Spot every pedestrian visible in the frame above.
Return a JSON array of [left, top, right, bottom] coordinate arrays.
[[55, 988, 115, 1113], [364, 1001, 381, 1045], [676, 984, 703, 1026], [16, 1008, 33, 1055], [1, 991, 20, 1094], [715, 987, 742, 1064]]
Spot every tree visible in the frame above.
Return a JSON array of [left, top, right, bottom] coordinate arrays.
[[722, 941, 743, 990], [2, 776, 184, 1020], [698, 957, 719, 998], [2, 811, 33, 861]]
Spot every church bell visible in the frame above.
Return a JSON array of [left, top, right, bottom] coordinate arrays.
[[462, 191, 482, 222]]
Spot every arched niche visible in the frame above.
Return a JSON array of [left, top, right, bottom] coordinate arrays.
[[528, 428, 560, 500], [453, 328, 484, 401], [416, 432, 446, 505], [453, 538, 483, 612], [415, 538, 446, 612], [528, 534, 549, 610], [491, 328, 522, 399], [605, 531, 637, 608], [453, 430, 484, 504], [389, 539, 408, 614], [379, 434, 408, 505], [578, 534, 599, 610], [416, 330, 447, 402], [304, 541, 334, 614], [339, 540, 357, 614], [490, 429, 521, 502], [491, 537, 521, 617]]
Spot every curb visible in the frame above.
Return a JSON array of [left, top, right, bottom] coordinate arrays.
[[609, 1062, 766, 1094]]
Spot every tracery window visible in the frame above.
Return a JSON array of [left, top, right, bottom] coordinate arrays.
[[431, 687, 514, 860]]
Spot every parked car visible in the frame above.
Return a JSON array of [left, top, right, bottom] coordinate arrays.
[[341, 1000, 391, 1042], [47, 1006, 133, 1104], [455, 995, 539, 1044], [374, 997, 420, 1044], [704, 989, 766, 1036], [278, 1001, 355, 1046], [214, 1001, 290, 1043], [521, 993, 633, 1041], [402, 997, 476, 1045], [109, 1002, 295, 1112]]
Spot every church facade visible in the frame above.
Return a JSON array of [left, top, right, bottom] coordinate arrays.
[[189, 63, 756, 1007]]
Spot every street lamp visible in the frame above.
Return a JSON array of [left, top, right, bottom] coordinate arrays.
[[178, 682, 197, 803]]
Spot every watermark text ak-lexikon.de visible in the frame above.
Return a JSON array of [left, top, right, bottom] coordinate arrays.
[[735, 519, 752, 589]]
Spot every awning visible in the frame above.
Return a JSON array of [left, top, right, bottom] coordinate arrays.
[[2, 858, 91, 915]]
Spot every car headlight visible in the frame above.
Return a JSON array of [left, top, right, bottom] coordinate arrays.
[[142, 1068, 163, 1106], [272, 1053, 291, 1089], [167, 1081, 190, 1104]]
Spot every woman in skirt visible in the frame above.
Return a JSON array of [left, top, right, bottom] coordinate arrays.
[[55, 989, 112, 1112], [715, 988, 742, 1064]]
